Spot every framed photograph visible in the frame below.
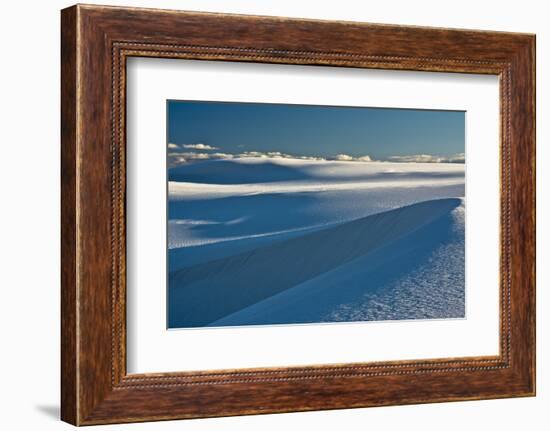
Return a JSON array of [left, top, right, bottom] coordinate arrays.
[[61, 4, 536, 425]]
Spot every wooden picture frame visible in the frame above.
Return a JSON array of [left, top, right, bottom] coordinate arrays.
[[61, 4, 535, 425]]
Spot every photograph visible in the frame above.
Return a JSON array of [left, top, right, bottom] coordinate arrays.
[[50, 2, 536, 426], [166, 100, 466, 329]]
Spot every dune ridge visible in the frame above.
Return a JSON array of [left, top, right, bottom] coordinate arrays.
[[168, 157, 464, 186], [168, 198, 463, 328]]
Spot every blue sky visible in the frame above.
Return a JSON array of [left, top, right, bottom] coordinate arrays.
[[167, 100, 464, 162]]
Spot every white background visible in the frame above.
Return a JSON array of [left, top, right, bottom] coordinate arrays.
[[0, 0, 546, 430], [127, 59, 500, 373]]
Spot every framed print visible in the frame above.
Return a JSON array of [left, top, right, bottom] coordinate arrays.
[[61, 4, 536, 425]]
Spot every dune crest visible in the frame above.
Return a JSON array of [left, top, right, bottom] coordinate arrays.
[[169, 198, 464, 328], [168, 157, 464, 185]]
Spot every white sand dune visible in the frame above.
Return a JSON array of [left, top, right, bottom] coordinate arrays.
[[168, 198, 464, 328], [210, 199, 465, 326], [168, 158, 464, 202], [167, 158, 465, 267], [168, 157, 465, 328], [168, 157, 464, 187]]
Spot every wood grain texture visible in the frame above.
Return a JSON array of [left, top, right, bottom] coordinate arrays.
[[60, 4, 536, 425], [60, 5, 78, 425]]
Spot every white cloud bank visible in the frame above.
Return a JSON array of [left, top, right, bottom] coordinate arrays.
[[388, 153, 465, 163], [168, 151, 234, 166], [239, 151, 324, 161], [182, 143, 219, 150], [167, 147, 463, 167], [168, 143, 219, 150], [168, 150, 376, 167], [335, 154, 372, 162]]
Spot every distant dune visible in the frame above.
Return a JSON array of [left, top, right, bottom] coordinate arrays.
[[169, 159, 314, 184], [168, 157, 464, 185], [168, 198, 465, 328]]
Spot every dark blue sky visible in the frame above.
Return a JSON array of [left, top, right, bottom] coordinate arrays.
[[167, 100, 464, 160]]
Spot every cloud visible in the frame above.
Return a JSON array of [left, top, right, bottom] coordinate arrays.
[[334, 154, 354, 161], [168, 151, 234, 167], [238, 151, 270, 159], [446, 153, 465, 163], [167, 149, 375, 167], [237, 151, 324, 161], [388, 153, 465, 163], [182, 143, 219, 150], [168, 143, 219, 150], [357, 155, 373, 162], [332, 154, 373, 162], [388, 154, 444, 163]]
